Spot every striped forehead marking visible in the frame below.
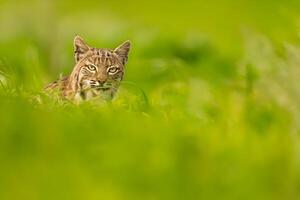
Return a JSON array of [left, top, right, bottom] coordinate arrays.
[[85, 49, 118, 67]]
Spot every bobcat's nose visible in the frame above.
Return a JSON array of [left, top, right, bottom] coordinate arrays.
[[97, 80, 106, 85]]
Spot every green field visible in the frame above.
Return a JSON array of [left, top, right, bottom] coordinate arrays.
[[1, 0, 300, 199]]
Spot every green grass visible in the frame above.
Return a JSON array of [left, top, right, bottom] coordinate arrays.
[[1, 0, 300, 199]]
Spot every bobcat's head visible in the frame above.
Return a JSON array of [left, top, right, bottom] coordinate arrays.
[[68, 36, 131, 101]]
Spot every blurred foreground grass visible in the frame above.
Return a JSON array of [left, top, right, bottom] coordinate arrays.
[[1, 0, 300, 199]]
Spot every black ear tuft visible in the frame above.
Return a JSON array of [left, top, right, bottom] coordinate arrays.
[[74, 35, 90, 63], [114, 40, 131, 65]]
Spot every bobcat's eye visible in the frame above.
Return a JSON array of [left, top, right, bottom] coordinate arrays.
[[107, 66, 119, 74], [87, 65, 97, 71]]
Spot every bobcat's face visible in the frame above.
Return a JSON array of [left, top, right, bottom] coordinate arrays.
[[77, 50, 124, 93], [69, 36, 131, 101]]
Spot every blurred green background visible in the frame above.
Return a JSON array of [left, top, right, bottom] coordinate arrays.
[[1, 0, 300, 199]]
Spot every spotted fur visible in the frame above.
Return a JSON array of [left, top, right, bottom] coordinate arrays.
[[45, 36, 131, 102]]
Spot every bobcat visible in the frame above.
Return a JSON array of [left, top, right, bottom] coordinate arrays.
[[45, 36, 131, 102]]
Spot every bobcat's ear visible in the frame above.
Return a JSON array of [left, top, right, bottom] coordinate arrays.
[[114, 40, 131, 65], [74, 35, 90, 63]]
